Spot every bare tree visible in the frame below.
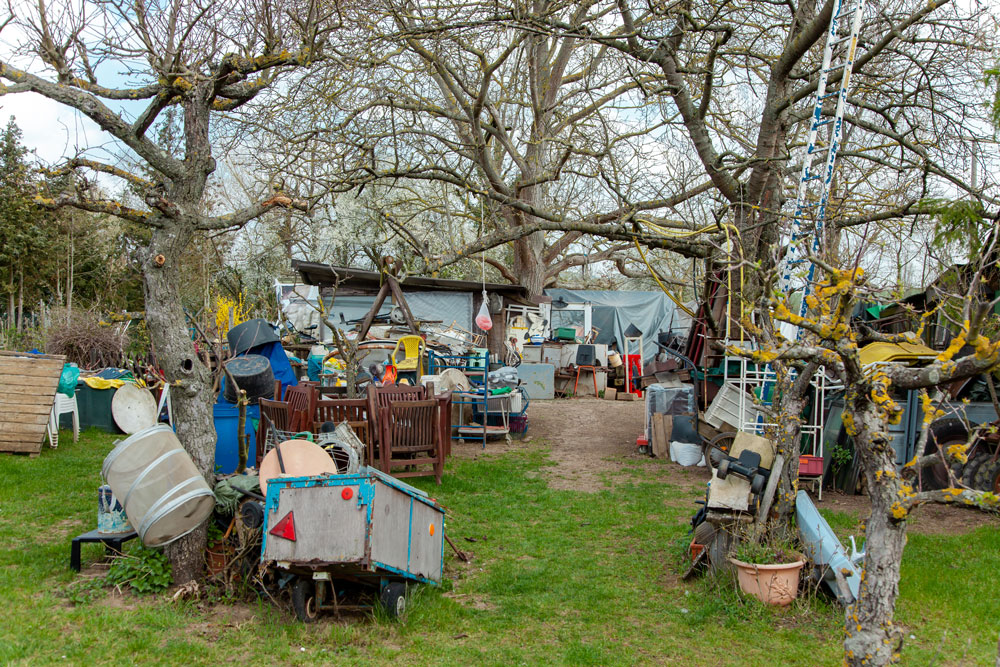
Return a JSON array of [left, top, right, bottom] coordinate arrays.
[[733, 223, 1000, 664], [242, 0, 718, 297], [571, 0, 998, 287], [0, 0, 342, 582]]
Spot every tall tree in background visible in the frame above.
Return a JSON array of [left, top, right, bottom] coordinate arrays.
[[251, 0, 997, 300], [0, 117, 55, 333], [0, 0, 341, 582], [248, 0, 716, 298]]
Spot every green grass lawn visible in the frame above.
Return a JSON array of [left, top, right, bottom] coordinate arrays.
[[0, 429, 997, 665]]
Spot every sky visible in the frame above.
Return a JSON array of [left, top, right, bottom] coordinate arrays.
[[0, 92, 106, 165]]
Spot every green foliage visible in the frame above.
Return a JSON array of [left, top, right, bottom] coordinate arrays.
[[830, 443, 853, 473], [206, 519, 224, 546], [0, 118, 50, 318], [0, 322, 46, 351], [732, 531, 801, 565], [986, 66, 1000, 130], [106, 546, 172, 594], [125, 318, 151, 360], [922, 197, 990, 262], [66, 577, 106, 606]]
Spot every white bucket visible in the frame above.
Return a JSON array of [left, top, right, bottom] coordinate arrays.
[[102, 424, 215, 547]]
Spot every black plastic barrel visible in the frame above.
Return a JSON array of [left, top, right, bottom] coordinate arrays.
[[223, 354, 275, 404], [227, 319, 279, 356]]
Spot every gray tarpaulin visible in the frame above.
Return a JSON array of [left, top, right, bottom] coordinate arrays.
[[404, 292, 472, 331], [320, 292, 472, 338], [544, 289, 691, 357]]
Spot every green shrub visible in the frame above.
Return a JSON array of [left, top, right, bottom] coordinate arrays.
[[106, 546, 172, 594]]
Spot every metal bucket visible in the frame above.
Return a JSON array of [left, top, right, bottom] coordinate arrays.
[[102, 424, 215, 547], [97, 485, 132, 534]]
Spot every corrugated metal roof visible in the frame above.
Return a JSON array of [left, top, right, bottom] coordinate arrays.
[[292, 260, 530, 299]]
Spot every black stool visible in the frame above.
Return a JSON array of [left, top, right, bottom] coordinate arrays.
[[70, 529, 138, 571]]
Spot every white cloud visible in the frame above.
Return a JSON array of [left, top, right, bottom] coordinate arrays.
[[0, 91, 107, 165]]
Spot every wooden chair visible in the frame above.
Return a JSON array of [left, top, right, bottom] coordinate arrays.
[[366, 384, 431, 471], [284, 383, 315, 431], [435, 391, 453, 458], [380, 399, 444, 484], [314, 397, 373, 465], [256, 398, 290, 467]]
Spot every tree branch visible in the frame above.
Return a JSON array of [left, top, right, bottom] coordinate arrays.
[[41, 157, 154, 191], [197, 195, 309, 231], [0, 61, 183, 179], [34, 192, 155, 226]]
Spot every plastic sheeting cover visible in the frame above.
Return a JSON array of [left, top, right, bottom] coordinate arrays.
[[544, 289, 692, 357], [645, 383, 698, 444]]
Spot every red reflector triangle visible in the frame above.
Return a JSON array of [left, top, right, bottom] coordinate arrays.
[[269, 511, 296, 541]]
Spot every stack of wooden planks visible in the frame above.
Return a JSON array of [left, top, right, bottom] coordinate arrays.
[[649, 413, 672, 458], [0, 350, 66, 455]]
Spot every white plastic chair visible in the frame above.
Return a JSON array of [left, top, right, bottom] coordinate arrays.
[[51, 392, 80, 444], [46, 407, 58, 449]]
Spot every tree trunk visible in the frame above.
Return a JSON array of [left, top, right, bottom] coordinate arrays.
[[512, 231, 547, 299], [843, 399, 906, 666], [8, 265, 14, 330], [66, 223, 74, 316], [771, 363, 810, 530], [17, 265, 23, 333], [141, 221, 216, 584]]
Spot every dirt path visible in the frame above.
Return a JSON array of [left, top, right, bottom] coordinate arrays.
[[454, 397, 710, 493], [528, 397, 648, 491]]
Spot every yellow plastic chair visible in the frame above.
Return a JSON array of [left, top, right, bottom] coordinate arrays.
[[391, 335, 426, 377]]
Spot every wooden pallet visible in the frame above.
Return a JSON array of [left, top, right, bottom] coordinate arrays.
[[0, 350, 66, 455]]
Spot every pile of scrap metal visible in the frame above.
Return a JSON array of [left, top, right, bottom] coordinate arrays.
[[684, 430, 864, 606]]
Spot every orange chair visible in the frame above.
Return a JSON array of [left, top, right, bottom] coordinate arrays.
[[391, 335, 426, 377]]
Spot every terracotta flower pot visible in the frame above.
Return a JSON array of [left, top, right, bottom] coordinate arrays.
[[729, 556, 805, 606], [206, 545, 229, 575]]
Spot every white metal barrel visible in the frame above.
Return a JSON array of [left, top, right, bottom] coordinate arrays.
[[102, 424, 215, 547]]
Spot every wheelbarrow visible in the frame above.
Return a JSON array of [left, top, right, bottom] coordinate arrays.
[[260, 467, 445, 621]]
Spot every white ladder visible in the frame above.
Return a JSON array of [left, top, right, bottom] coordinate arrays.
[[745, 0, 866, 442], [776, 0, 867, 341]]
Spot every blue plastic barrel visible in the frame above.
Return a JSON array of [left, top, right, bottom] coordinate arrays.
[[213, 402, 260, 473]]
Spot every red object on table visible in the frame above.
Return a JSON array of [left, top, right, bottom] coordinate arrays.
[[625, 354, 643, 395]]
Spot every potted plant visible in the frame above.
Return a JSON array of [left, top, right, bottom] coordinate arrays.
[[729, 534, 805, 606], [205, 520, 230, 575]]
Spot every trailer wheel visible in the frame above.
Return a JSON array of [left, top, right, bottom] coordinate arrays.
[[973, 459, 1000, 494], [923, 418, 972, 490], [962, 453, 992, 488], [380, 582, 407, 619], [292, 578, 319, 623], [704, 432, 736, 470]]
